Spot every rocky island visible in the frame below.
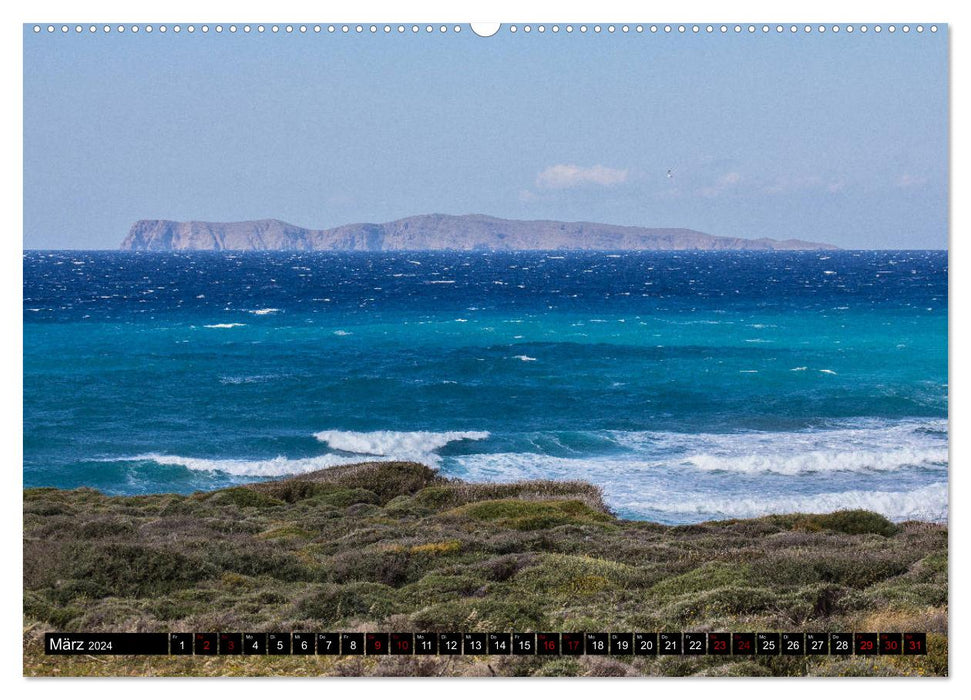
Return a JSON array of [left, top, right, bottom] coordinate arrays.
[[120, 214, 837, 252]]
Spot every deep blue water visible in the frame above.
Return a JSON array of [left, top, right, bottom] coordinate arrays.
[[23, 250, 948, 523]]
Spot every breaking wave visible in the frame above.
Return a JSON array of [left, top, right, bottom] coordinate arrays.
[[314, 429, 490, 460], [117, 430, 490, 477], [632, 483, 948, 523], [116, 453, 361, 477], [611, 419, 947, 475]]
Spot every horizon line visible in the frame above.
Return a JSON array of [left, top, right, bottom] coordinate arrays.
[[23, 247, 949, 253]]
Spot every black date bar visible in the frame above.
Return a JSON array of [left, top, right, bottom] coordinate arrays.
[[45, 633, 170, 655]]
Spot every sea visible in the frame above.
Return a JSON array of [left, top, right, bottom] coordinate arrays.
[[23, 250, 948, 524]]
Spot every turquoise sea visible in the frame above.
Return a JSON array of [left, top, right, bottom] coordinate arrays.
[[23, 250, 947, 524]]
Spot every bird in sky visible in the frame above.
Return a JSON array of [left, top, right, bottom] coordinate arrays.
[[666, 169, 674, 179]]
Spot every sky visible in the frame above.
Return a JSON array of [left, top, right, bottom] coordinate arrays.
[[23, 24, 948, 249]]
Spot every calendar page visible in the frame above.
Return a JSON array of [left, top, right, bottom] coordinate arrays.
[[23, 20, 948, 677]]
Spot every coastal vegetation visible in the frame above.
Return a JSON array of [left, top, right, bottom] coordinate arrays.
[[23, 461, 947, 677]]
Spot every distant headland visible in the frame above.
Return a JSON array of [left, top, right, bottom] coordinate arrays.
[[120, 214, 838, 252]]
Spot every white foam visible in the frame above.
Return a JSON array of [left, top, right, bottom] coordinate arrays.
[[204, 323, 246, 329], [125, 452, 369, 477], [611, 420, 948, 475], [249, 308, 280, 315], [686, 447, 947, 475], [513, 355, 537, 362], [635, 483, 948, 523], [314, 429, 490, 460], [118, 431, 489, 477]]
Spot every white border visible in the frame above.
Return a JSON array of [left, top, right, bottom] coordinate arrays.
[[3, 1, 965, 698]]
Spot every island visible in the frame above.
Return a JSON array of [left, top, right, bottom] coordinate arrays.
[[120, 214, 837, 252]]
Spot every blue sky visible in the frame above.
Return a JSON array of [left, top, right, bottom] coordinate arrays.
[[23, 25, 948, 249]]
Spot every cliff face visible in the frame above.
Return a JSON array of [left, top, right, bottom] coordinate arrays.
[[120, 214, 837, 251], [121, 219, 320, 251]]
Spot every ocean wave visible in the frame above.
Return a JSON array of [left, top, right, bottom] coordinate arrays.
[[685, 447, 947, 475], [314, 429, 490, 459], [610, 419, 948, 475], [203, 323, 246, 329], [125, 430, 492, 476], [119, 453, 368, 477], [632, 483, 948, 523], [248, 308, 280, 315]]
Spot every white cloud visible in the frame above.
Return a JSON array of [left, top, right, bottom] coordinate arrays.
[[536, 164, 629, 190]]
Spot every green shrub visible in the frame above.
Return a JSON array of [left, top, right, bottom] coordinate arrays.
[[330, 548, 419, 587], [23, 591, 82, 628], [383, 495, 423, 516], [412, 486, 457, 510], [650, 562, 752, 599], [809, 553, 911, 588], [768, 510, 899, 537], [258, 525, 314, 540], [313, 488, 379, 508], [446, 499, 612, 530], [416, 480, 610, 514], [663, 585, 780, 624], [749, 556, 825, 587], [77, 517, 137, 539], [297, 582, 399, 623], [513, 553, 646, 599], [269, 461, 441, 505], [206, 542, 311, 581], [201, 487, 284, 509], [409, 598, 547, 631], [64, 542, 215, 597], [856, 581, 947, 609], [404, 573, 487, 604], [476, 554, 537, 582], [809, 511, 899, 536], [250, 480, 330, 503], [908, 552, 947, 582]]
